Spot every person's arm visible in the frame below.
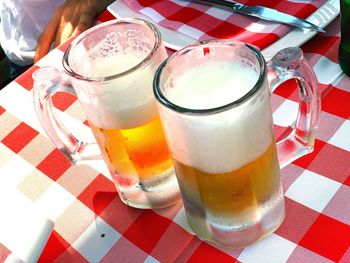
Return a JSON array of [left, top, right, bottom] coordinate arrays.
[[34, 0, 114, 62]]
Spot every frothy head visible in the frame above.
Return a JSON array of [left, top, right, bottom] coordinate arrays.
[[64, 19, 168, 129], [74, 50, 167, 129], [165, 60, 259, 109], [156, 48, 274, 174]]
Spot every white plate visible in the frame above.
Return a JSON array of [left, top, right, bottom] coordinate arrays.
[[108, 0, 339, 58], [108, 0, 196, 51]]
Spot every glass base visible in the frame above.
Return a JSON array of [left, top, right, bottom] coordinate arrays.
[[114, 168, 181, 209], [186, 192, 285, 248]]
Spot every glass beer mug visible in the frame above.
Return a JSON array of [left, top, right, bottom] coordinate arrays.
[[33, 19, 180, 209], [153, 40, 320, 247]]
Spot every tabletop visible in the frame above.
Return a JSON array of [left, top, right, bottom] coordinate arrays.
[[0, 6, 350, 263]]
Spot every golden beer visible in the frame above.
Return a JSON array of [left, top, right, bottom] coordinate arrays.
[[172, 142, 284, 247], [90, 117, 173, 180], [77, 27, 182, 209], [174, 143, 280, 217]]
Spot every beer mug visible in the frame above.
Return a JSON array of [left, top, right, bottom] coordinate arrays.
[[33, 19, 180, 209], [153, 40, 320, 247]]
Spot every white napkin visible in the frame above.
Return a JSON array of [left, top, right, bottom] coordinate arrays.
[[0, 191, 54, 263]]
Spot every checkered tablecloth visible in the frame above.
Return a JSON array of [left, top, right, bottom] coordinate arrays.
[[0, 8, 350, 263], [124, 0, 327, 49]]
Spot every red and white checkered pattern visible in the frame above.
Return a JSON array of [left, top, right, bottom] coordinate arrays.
[[0, 8, 349, 263], [124, 0, 327, 49]]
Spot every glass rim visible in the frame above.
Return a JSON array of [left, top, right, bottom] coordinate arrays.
[[153, 39, 267, 115], [62, 18, 163, 82]]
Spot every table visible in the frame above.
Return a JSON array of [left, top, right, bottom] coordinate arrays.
[[0, 9, 349, 263]]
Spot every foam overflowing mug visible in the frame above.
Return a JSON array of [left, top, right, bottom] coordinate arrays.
[[153, 40, 320, 247], [33, 19, 180, 209]]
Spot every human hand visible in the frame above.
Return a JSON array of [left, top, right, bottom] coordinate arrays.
[[34, 0, 113, 63]]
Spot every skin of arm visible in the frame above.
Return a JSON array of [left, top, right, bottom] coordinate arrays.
[[34, 0, 114, 62]]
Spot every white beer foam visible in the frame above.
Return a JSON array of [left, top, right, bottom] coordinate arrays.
[[160, 60, 274, 174], [73, 51, 165, 129]]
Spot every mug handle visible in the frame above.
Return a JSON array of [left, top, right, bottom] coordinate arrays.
[[33, 67, 101, 164], [267, 47, 320, 168]]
